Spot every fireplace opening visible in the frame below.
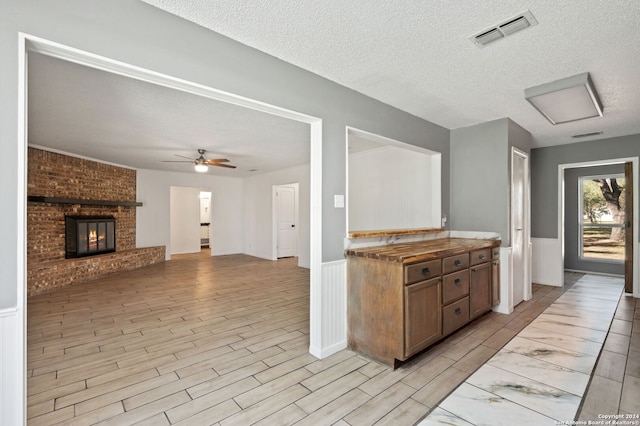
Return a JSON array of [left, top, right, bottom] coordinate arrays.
[[65, 215, 116, 258]]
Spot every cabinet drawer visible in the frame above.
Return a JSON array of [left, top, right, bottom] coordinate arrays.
[[442, 270, 469, 304], [405, 259, 441, 284], [442, 253, 469, 274], [492, 247, 500, 259], [470, 249, 491, 266], [443, 297, 469, 336]]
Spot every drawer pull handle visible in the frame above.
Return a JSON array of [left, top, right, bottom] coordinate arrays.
[[454, 260, 462, 266], [422, 267, 430, 275], [479, 254, 486, 260], [454, 308, 462, 315], [454, 278, 462, 285]]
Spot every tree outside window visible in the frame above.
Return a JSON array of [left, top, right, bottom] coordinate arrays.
[[580, 175, 626, 261]]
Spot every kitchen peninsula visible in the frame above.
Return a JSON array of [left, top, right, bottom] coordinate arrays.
[[346, 237, 500, 368]]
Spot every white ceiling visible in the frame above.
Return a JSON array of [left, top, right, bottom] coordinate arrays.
[[28, 53, 310, 177], [28, 1, 640, 177], [141, 0, 640, 148]]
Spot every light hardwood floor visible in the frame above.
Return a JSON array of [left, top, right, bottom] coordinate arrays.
[[27, 252, 640, 425]]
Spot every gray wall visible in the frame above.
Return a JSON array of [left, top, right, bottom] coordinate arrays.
[[564, 164, 625, 275], [1, 0, 450, 308], [0, 1, 19, 309], [531, 134, 640, 239], [450, 118, 531, 246]]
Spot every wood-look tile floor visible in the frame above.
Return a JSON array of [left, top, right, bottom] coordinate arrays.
[[27, 253, 640, 425]]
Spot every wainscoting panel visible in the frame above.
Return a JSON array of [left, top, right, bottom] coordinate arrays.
[[310, 260, 347, 359], [494, 247, 513, 315], [0, 307, 24, 426], [532, 237, 563, 287]]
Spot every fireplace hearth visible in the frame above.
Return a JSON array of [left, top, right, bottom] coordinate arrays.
[[65, 215, 116, 258]]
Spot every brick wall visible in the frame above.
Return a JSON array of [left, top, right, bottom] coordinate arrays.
[[27, 147, 164, 295], [28, 148, 137, 262]]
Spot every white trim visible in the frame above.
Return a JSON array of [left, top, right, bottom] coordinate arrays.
[[558, 157, 639, 297], [15, 32, 28, 426], [25, 35, 319, 124], [493, 247, 514, 314], [0, 307, 19, 318], [308, 121, 323, 356], [510, 147, 532, 304]]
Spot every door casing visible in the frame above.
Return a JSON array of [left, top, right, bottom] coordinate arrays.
[[511, 147, 531, 306]]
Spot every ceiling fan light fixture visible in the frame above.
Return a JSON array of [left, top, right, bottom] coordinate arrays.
[[524, 72, 603, 125], [194, 163, 208, 173]]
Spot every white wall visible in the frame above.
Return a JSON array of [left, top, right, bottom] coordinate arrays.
[[137, 169, 243, 258], [170, 186, 201, 255], [349, 146, 439, 231], [532, 238, 564, 286], [242, 164, 311, 268]]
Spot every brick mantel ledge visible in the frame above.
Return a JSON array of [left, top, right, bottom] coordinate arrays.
[[28, 246, 166, 296]]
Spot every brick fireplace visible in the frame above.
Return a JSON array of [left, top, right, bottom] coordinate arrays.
[[27, 147, 165, 295]]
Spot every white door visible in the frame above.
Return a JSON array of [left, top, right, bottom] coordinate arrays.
[[512, 150, 527, 306], [276, 186, 296, 258]]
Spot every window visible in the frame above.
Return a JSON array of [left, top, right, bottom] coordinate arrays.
[[579, 174, 626, 261]]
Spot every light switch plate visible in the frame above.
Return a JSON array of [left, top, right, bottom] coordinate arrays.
[[334, 194, 345, 208]]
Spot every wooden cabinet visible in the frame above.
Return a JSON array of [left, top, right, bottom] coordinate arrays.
[[404, 278, 442, 356], [470, 261, 491, 319], [346, 238, 500, 368], [443, 296, 469, 335]]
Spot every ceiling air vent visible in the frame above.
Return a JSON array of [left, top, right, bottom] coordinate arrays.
[[471, 10, 538, 47], [572, 131, 603, 139]]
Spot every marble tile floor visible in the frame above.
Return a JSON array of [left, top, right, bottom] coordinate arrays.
[[419, 274, 632, 425]]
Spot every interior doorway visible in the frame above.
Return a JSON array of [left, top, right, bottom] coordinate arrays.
[[199, 191, 211, 249], [558, 158, 639, 297]]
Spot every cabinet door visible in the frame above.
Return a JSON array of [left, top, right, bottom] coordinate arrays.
[[470, 262, 491, 319], [492, 260, 500, 307], [404, 278, 442, 358]]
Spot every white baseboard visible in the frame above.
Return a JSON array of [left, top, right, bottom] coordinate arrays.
[[310, 339, 347, 359]]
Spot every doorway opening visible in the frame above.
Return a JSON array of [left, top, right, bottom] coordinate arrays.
[[559, 158, 639, 296], [19, 34, 328, 422], [200, 191, 212, 250]]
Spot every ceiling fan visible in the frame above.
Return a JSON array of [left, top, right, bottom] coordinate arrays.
[[162, 149, 236, 172]]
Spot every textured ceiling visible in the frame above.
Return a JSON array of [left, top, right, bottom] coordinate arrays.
[[28, 1, 640, 177], [28, 53, 310, 177], [141, 0, 640, 148]]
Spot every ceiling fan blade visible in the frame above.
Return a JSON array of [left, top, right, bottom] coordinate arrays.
[[162, 160, 195, 163], [204, 158, 230, 164], [212, 163, 236, 169], [174, 154, 196, 160]]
